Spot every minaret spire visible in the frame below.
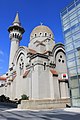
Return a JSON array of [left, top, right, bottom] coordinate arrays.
[[13, 12, 21, 25]]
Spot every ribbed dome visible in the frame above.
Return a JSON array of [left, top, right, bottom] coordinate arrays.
[[30, 25, 54, 41]]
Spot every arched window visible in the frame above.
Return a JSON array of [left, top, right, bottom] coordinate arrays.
[[17, 34, 19, 38], [40, 33, 42, 36], [44, 62, 46, 70], [45, 33, 47, 36], [60, 55, 62, 58], [35, 34, 37, 37], [20, 62, 24, 75], [13, 33, 14, 37], [50, 34, 52, 37], [15, 33, 17, 38]]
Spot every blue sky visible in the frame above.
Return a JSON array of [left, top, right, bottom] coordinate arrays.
[[0, 0, 73, 75]]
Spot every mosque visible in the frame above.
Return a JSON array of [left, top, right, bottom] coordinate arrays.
[[0, 13, 69, 100]]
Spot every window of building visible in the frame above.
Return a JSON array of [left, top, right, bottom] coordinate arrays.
[[50, 34, 52, 37], [15, 33, 17, 38], [68, 4, 75, 12], [71, 88, 79, 98], [76, 0, 80, 6], [68, 7, 75, 15], [40, 33, 42, 36], [66, 43, 74, 52], [45, 33, 47, 36], [65, 31, 71, 38], [74, 39, 80, 49], [70, 77, 78, 88], [67, 52, 75, 60], [61, 10, 68, 18], [35, 34, 37, 37], [62, 60, 64, 63], [21, 57, 23, 62], [69, 67, 77, 76], [69, 13, 77, 20], [13, 33, 14, 37], [32, 63, 34, 70], [19, 62, 24, 75], [77, 66, 80, 74], [58, 59, 61, 62], [44, 62, 46, 70], [71, 19, 78, 27], [73, 32, 80, 40], [67, 59, 76, 68], [63, 23, 70, 31], [62, 18, 69, 25], [65, 36, 72, 44], [60, 55, 62, 58]]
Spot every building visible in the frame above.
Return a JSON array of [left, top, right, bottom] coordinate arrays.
[[0, 75, 6, 87], [60, 0, 80, 107], [0, 13, 69, 100]]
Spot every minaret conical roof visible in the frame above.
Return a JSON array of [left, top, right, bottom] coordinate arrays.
[[8, 12, 25, 34], [13, 12, 21, 26]]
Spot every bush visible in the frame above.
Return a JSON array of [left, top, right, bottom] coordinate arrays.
[[0, 95, 10, 102], [0, 95, 6, 102], [21, 94, 29, 100]]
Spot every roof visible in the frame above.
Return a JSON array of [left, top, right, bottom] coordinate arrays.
[[31, 25, 53, 35], [13, 12, 21, 25], [28, 48, 37, 54], [30, 25, 54, 40], [8, 12, 25, 34], [50, 69, 58, 75], [43, 50, 51, 54], [23, 70, 30, 78], [0, 76, 6, 81]]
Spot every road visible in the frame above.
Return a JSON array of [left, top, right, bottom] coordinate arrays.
[[0, 104, 80, 120]]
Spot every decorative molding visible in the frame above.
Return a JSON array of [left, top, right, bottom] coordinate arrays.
[[30, 53, 48, 61]]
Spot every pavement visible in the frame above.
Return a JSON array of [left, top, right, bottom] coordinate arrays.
[[0, 103, 80, 120], [64, 107, 80, 113], [5, 107, 80, 113]]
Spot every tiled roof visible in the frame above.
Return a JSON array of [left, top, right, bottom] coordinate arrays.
[[50, 69, 58, 75], [43, 50, 50, 54], [63, 74, 66, 77], [23, 70, 30, 78], [0, 76, 6, 81], [28, 48, 36, 54]]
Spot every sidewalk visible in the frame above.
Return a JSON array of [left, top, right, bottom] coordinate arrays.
[[3, 107, 80, 114], [64, 108, 80, 113]]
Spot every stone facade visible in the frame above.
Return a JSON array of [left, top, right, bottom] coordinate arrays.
[[0, 13, 69, 100], [18, 99, 70, 110]]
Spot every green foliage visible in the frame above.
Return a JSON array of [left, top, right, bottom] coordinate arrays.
[[21, 94, 29, 100]]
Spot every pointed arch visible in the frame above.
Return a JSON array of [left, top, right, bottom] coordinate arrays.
[[13, 46, 28, 65], [52, 43, 65, 63]]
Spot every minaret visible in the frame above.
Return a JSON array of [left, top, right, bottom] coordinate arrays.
[[8, 12, 25, 68]]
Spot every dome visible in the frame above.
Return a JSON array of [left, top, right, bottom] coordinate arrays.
[[30, 25, 54, 41]]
